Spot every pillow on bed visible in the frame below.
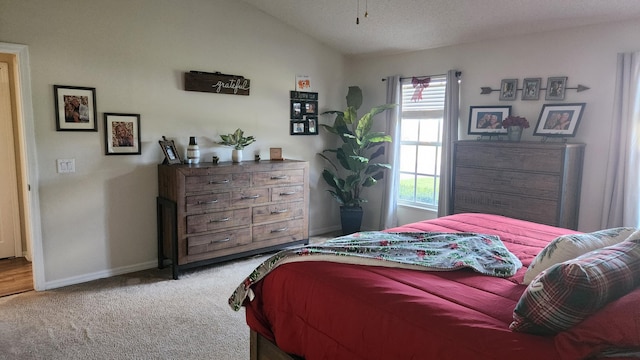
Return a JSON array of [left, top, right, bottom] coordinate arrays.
[[523, 227, 636, 285], [554, 287, 640, 360], [510, 236, 640, 335]]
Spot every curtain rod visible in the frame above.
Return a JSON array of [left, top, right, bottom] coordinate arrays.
[[381, 71, 461, 81]]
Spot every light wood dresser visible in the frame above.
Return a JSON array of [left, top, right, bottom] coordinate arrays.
[[452, 141, 585, 229], [157, 160, 309, 279]]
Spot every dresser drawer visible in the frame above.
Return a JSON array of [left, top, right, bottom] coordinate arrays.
[[253, 200, 305, 224], [185, 192, 231, 213], [271, 185, 305, 202], [187, 228, 251, 255], [253, 170, 304, 186], [454, 189, 558, 225], [455, 144, 563, 173], [252, 219, 305, 242], [454, 167, 560, 199], [186, 208, 251, 233], [231, 188, 269, 206], [185, 173, 250, 193]]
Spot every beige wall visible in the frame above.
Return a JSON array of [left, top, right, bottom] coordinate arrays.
[[348, 19, 640, 231], [0, 0, 345, 287]]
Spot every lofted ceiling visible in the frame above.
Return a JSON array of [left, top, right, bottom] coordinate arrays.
[[240, 0, 640, 57]]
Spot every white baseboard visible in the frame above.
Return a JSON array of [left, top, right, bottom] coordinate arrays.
[[44, 260, 158, 290]]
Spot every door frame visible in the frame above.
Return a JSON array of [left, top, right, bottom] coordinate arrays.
[[0, 42, 44, 291]]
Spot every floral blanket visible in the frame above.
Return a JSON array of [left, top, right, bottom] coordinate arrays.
[[229, 231, 522, 311]]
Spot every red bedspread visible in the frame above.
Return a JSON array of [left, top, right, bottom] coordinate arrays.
[[244, 213, 581, 359]]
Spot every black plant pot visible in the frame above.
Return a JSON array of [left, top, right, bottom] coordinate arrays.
[[340, 206, 363, 235]]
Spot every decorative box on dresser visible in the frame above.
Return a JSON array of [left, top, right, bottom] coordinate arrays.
[[157, 160, 309, 279], [452, 141, 585, 229]]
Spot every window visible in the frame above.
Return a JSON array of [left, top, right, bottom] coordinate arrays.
[[398, 75, 447, 209]]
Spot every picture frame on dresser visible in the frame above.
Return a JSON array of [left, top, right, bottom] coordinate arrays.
[[533, 103, 585, 137], [468, 105, 510, 135], [159, 137, 182, 164]]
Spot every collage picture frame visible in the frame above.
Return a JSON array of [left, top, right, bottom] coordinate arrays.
[[290, 91, 319, 135]]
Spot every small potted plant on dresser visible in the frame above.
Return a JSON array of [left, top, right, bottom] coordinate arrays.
[[218, 128, 256, 162], [319, 86, 396, 234]]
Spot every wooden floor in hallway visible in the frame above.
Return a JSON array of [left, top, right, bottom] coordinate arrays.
[[0, 257, 33, 297]]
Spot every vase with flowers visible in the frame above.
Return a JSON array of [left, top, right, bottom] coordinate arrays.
[[502, 116, 529, 142]]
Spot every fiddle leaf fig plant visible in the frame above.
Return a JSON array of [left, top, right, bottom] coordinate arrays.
[[218, 128, 256, 150], [319, 86, 396, 208]]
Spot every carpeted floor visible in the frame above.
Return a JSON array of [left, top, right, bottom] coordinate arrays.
[[0, 233, 339, 360]]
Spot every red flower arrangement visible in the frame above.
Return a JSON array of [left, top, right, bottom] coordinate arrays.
[[502, 116, 530, 129]]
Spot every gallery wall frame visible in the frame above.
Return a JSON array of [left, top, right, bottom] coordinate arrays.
[[104, 113, 141, 155], [53, 85, 98, 131], [545, 76, 568, 101], [522, 78, 542, 100], [499, 79, 518, 101]]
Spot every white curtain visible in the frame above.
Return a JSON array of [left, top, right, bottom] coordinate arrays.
[[380, 75, 401, 229], [601, 52, 640, 228], [437, 70, 461, 217]]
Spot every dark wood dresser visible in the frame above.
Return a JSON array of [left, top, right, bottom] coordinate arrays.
[[157, 160, 309, 278], [452, 141, 585, 229]]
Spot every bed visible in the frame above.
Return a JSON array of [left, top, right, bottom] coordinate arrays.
[[229, 213, 640, 360]]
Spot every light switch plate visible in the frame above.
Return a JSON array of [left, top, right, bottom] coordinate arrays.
[[57, 159, 76, 173]]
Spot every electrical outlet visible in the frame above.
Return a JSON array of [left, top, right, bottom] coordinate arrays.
[[56, 159, 76, 173]]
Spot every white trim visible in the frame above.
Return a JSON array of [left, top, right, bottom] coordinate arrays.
[[0, 42, 45, 291], [44, 261, 157, 290]]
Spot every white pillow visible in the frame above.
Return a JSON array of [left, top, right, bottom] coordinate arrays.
[[523, 227, 637, 284]]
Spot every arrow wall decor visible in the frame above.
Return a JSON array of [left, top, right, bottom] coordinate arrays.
[[480, 84, 589, 94]]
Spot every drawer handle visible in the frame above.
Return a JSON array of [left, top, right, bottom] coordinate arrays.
[[198, 199, 219, 205], [208, 217, 230, 223], [279, 191, 296, 196], [271, 209, 288, 214], [210, 238, 231, 244], [271, 227, 288, 233], [241, 194, 260, 199], [270, 175, 288, 180], [209, 179, 230, 184]]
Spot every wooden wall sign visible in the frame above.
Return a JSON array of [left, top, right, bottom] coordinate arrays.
[[184, 71, 250, 96]]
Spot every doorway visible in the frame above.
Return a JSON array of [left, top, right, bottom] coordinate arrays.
[[0, 43, 44, 293]]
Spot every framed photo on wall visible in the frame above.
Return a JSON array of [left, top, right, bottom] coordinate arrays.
[[53, 85, 98, 131], [104, 113, 141, 155], [499, 79, 518, 101], [533, 103, 585, 137], [545, 76, 568, 101], [522, 78, 541, 100], [468, 105, 511, 135]]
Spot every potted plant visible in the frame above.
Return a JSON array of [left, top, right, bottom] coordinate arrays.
[[319, 86, 396, 234], [502, 115, 529, 142], [218, 128, 256, 162]]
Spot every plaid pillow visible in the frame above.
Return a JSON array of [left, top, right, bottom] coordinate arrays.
[[523, 227, 636, 285], [510, 237, 640, 335]]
